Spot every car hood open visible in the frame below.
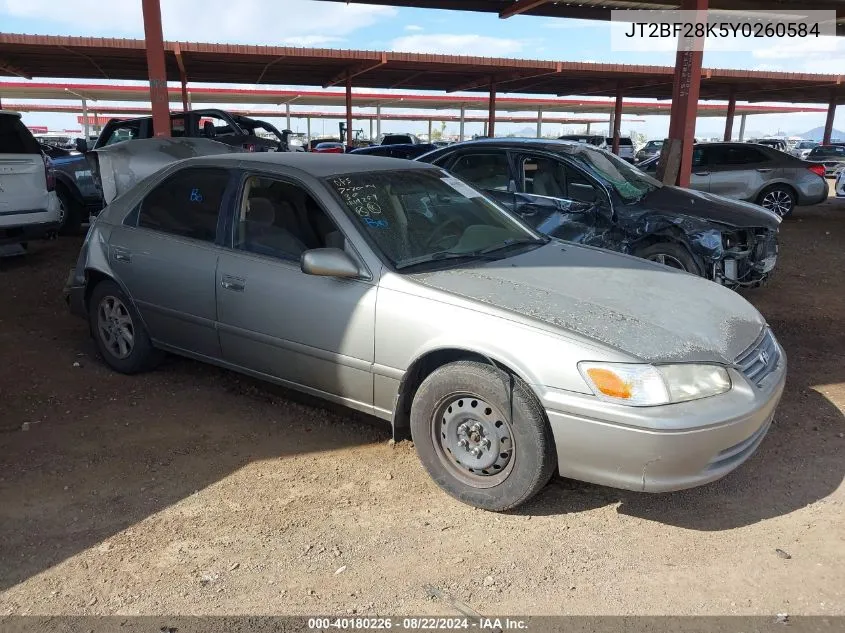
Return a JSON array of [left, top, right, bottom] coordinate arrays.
[[409, 241, 765, 364], [634, 186, 781, 230]]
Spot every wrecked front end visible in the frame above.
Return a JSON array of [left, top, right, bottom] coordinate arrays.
[[703, 226, 779, 288]]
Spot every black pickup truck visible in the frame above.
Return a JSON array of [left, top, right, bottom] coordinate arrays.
[[51, 108, 297, 233]]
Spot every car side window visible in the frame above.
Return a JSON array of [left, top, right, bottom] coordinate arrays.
[[137, 167, 228, 242], [197, 114, 237, 140], [234, 175, 344, 262], [102, 120, 143, 146], [449, 152, 511, 191], [522, 156, 565, 198], [709, 146, 768, 166]]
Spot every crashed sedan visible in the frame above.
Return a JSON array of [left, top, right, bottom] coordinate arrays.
[[417, 139, 781, 288], [66, 153, 785, 511]]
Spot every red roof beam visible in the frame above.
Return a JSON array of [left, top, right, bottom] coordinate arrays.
[[499, 0, 550, 19], [323, 53, 388, 88]]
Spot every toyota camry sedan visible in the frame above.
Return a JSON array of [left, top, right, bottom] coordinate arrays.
[[65, 153, 786, 511]]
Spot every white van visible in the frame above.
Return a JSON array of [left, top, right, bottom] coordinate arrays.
[[0, 111, 61, 248]]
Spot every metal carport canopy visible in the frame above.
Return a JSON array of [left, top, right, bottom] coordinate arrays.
[[0, 33, 843, 103], [318, 0, 845, 34], [0, 81, 827, 117]]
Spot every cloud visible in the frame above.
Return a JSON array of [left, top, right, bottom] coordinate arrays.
[[391, 34, 525, 56], [0, 0, 395, 43], [404, 25, 424, 32]]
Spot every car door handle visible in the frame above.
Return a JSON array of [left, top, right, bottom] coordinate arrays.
[[112, 248, 131, 263], [220, 274, 245, 292], [756, 168, 773, 173], [694, 171, 710, 176]]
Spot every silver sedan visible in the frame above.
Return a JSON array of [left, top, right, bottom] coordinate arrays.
[[65, 153, 786, 511]]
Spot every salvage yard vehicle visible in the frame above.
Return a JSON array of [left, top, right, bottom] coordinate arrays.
[[635, 139, 663, 163], [806, 144, 845, 177], [836, 168, 845, 198], [0, 110, 61, 250], [418, 138, 782, 287], [350, 142, 436, 159], [65, 153, 786, 511], [559, 134, 636, 162], [636, 141, 828, 218], [49, 109, 296, 231]]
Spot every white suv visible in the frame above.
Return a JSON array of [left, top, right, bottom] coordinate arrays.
[[1, 111, 61, 249]]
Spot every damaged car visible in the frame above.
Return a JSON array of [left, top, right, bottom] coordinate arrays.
[[65, 153, 786, 511], [417, 139, 781, 288]]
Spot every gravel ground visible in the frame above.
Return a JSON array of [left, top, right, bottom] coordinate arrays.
[[0, 189, 843, 617]]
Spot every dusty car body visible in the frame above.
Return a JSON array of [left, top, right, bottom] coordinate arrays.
[[65, 153, 786, 511], [836, 169, 845, 198], [418, 139, 782, 288]]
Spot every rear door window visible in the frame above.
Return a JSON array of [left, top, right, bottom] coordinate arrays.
[[137, 167, 230, 242], [449, 152, 512, 191], [101, 120, 145, 146], [706, 145, 769, 166], [0, 114, 41, 154]]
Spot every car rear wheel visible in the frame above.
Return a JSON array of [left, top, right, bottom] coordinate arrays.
[[636, 242, 701, 275], [56, 187, 82, 235], [88, 279, 162, 374], [757, 185, 795, 218], [410, 360, 556, 511]]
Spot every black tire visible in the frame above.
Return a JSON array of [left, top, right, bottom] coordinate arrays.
[[410, 360, 556, 511], [88, 279, 162, 374], [635, 241, 702, 276], [56, 186, 82, 235], [756, 184, 796, 218]]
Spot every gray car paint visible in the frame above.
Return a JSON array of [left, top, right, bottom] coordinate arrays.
[[68, 152, 785, 494]]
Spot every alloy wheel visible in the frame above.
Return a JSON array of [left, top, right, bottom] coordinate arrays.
[[761, 190, 794, 217], [96, 295, 135, 360]]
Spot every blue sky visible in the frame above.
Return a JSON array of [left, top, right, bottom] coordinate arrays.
[[1, 0, 843, 139]]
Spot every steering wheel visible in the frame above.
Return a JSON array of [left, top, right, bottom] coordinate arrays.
[[424, 217, 464, 250]]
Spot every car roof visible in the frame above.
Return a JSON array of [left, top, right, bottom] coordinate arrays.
[[431, 137, 586, 153], [188, 151, 439, 177], [0, 110, 23, 119]]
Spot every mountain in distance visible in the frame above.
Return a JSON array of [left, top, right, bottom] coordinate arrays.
[[795, 126, 845, 141]]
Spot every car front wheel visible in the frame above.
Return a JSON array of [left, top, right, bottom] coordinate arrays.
[[757, 185, 795, 218], [636, 242, 702, 276], [410, 360, 557, 511], [88, 279, 162, 374]]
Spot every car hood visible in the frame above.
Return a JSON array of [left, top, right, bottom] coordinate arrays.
[[409, 242, 765, 364], [635, 186, 781, 230]]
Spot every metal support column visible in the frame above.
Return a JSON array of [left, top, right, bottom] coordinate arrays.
[[306, 117, 311, 146], [286, 103, 291, 131], [536, 108, 542, 138], [823, 95, 837, 144], [81, 98, 90, 140], [376, 104, 381, 140], [459, 106, 465, 142], [345, 71, 353, 146], [658, 0, 707, 187], [585, 121, 591, 134], [487, 80, 497, 138], [612, 83, 623, 155], [738, 113, 747, 141], [723, 90, 736, 141], [428, 119, 433, 142], [142, 0, 171, 138]]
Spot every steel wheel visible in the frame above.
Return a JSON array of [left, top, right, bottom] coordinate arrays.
[[761, 189, 794, 217], [96, 295, 135, 360], [432, 393, 515, 488], [646, 252, 687, 271]]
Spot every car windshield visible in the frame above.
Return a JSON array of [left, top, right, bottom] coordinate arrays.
[[571, 147, 662, 203], [325, 169, 546, 270], [645, 141, 663, 149], [796, 141, 817, 149]]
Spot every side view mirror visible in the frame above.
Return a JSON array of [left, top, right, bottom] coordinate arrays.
[[75, 138, 89, 153], [300, 248, 360, 278]]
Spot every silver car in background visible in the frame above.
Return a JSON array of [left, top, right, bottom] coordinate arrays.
[[638, 142, 828, 217], [806, 144, 845, 178], [65, 153, 786, 511]]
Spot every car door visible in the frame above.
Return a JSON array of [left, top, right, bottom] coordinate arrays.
[[442, 150, 517, 210], [215, 171, 377, 410], [688, 146, 711, 192], [0, 113, 50, 215], [106, 165, 233, 359], [511, 153, 601, 242], [706, 145, 772, 200]]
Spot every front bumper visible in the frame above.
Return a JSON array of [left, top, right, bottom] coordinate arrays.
[[0, 219, 60, 245], [540, 341, 786, 493], [64, 268, 88, 319]]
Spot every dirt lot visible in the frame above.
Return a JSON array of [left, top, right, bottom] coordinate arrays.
[[1, 190, 843, 617]]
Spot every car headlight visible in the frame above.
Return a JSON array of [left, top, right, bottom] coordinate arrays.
[[577, 362, 731, 406]]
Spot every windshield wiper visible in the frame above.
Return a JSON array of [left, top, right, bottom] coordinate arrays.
[[475, 236, 550, 255], [395, 250, 501, 270]]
